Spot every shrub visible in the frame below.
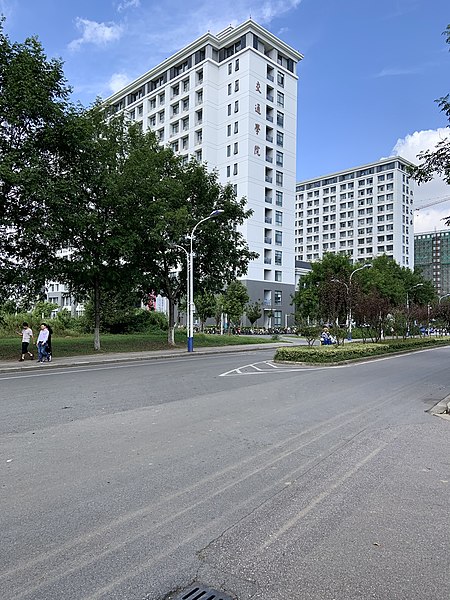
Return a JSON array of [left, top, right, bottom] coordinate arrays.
[[275, 337, 450, 364]]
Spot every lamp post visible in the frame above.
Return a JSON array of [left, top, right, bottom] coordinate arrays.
[[406, 283, 424, 336], [171, 244, 190, 345], [188, 209, 224, 352], [347, 263, 372, 340]]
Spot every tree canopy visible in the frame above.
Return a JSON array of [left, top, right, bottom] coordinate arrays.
[[409, 24, 450, 224]]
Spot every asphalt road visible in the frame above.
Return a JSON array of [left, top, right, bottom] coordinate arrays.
[[1, 347, 450, 600]]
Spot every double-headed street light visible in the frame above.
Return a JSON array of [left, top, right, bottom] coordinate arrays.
[[348, 263, 372, 340], [188, 209, 224, 352]]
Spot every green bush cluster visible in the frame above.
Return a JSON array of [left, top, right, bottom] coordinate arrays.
[[275, 337, 450, 364]]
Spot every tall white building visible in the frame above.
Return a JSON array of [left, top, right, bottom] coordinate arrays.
[[106, 20, 302, 328], [295, 157, 416, 269]]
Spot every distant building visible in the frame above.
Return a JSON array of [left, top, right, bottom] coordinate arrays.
[[106, 20, 302, 328], [414, 229, 450, 295], [295, 157, 416, 268]]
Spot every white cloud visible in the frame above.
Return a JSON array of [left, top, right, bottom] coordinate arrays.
[[68, 18, 123, 51], [117, 0, 140, 12], [107, 72, 131, 94], [374, 66, 419, 78], [392, 128, 450, 233]]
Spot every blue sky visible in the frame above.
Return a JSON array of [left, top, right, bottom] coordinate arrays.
[[1, 0, 449, 231]]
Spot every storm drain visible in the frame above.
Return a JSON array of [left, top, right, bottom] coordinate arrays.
[[173, 584, 235, 600]]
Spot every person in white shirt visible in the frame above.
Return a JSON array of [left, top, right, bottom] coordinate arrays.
[[18, 322, 34, 362], [36, 323, 49, 363]]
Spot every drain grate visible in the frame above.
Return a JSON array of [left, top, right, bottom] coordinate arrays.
[[173, 584, 235, 600]]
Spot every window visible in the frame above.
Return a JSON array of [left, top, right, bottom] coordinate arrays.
[[276, 151, 283, 167], [182, 116, 189, 130], [159, 92, 165, 104], [234, 100, 239, 113], [275, 210, 283, 225], [275, 250, 282, 265], [171, 122, 179, 136], [227, 145, 231, 157], [233, 163, 238, 175], [235, 80, 239, 92], [172, 103, 179, 116], [234, 121, 239, 134], [228, 63, 232, 75], [233, 142, 238, 155], [277, 71, 284, 87], [275, 270, 282, 282], [196, 129, 202, 144], [227, 124, 231, 136], [226, 165, 231, 177], [159, 110, 165, 123], [276, 111, 284, 127], [182, 78, 189, 92], [172, 83, 179, 97], [195, 149, 202, 162], [182, 97, 189, 111], [227, 103, 232, 116], [274, 291, 282, 305], [275, 230, 282, 245], [228, 83, 232, 95], [276, 131, 284, 147], [149, 98, 156, 110], [276, 191, 283, 206], [277, 91, 284, 107], [276, 171, 283, 186], [196, 89, 203, 104], [148, 115, 156, 127], [235, 58, 240, 71]]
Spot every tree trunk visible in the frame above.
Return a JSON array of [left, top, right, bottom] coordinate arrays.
[[94, 278, 101, 351], [167, 296, 176, 346]]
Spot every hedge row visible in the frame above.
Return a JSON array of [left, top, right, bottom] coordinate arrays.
[[275, 337, 450, 364]]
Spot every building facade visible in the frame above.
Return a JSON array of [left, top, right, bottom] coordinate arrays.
[[295, 157, 416, 268], [106, 20, 302, 328], [414, 229, 450, 295]]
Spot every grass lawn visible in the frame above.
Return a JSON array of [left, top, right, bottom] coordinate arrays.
[[0, 331, 271, 361]]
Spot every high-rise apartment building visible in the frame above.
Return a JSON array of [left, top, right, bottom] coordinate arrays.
[[106, 20, 302, 328], [414, 229, 450, 295], [295, 157, 416, 268]]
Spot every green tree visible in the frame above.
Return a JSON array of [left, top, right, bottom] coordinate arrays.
[[0, 19, 73, 302], [223, 280, 250, 331], [245, 300, 262, 327], [43, 105, 161, 350], [136, 158, 258, 345], [409, 24, 450, 223], [194, 291, 216, 331]]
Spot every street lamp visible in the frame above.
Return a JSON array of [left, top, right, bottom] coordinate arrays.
[[170, 244, 190, 343], [348, 263, 372, 340], [438, 293, 450, 305], [406, 283, 424, 336], [188, 209, 224, 352]]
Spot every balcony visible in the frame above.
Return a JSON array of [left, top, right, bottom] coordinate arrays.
[[266, 114, 273, 123], [263, 299, 272, 306], [265, 176, 273, 184], [265, 216, 272, 224], [266, 134, 273, 143], [264, 236, 272, 244], [267, 73, 274, 82], [265, 196, 272, 203], [266, 94, 274, 103], [266, 156, 273, 163], [264, 257, 272, 264]]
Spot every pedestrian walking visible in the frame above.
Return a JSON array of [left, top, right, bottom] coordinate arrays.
[[36, 323, 49, 363], [43, 323, 53, 361], [17, 322, 34, 361]]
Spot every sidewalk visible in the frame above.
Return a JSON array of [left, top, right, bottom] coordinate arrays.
[[0, 339, 299, 374]]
